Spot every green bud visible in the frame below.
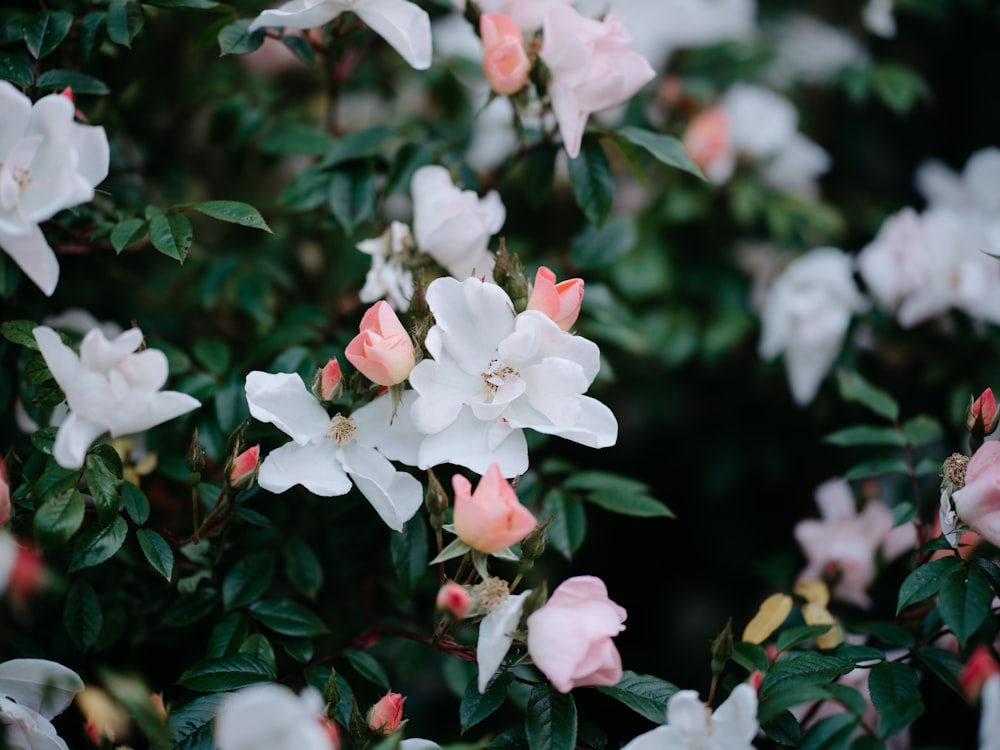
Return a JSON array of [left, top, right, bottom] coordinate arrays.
[[520, 515, 554, 561], [186, 428, 206, 474], [710, 617, 734, 677], [323, 668, 341, 713], [425, 469, 448, 529]]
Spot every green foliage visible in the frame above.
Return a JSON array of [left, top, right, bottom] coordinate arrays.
[[526, 685, 577, 750], [461, 671, 514, 734], [595, 671, 678, 724]]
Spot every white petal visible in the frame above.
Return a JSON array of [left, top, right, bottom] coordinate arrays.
[[33, 326, 81, 391], [245, 371, 331, 444], [23, 95, 75, 178], [1, 224, 59, 296], [115, 348, 169, 390], [248, 0, 344, 32], [0, 699, 71, 750], [53, 412, 107, 469], [0, 658, 84, 719], [620, 726, 678, 750], [340, 443, 422, 531], [477, 591, 530, 693], [408, 354, 478, 435], [79, 327, 143, 374], [71, 124, 110, 188], [710, 683, 759, 747], [665, 690, 711, 738], [107, 390, 200, 437], [356, 0, 432, 70], [258, 440, 353, 497], [351, 390, 422, 466], [215, 684, 334, 750], [425, 277, 516, 374], [417, 408, 527, 477], [0, 82, 33, 158]]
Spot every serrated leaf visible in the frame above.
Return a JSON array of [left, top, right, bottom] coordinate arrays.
[[877, 699, 923, 739], [541, 488, 586, 559], [799, 713, 859, 750], [461, 670, 513, 733], [223, 551, 275, 610], [149, 211, 194, 262], [177, 654, 276, 692], [34, 489, 85, 547], [569, 216, 638, 271], [613, 126, 703, 179], [64, 579, 103, 650], [1, 320, 40, 349], [526, 684, 577, 750], [84, 448, 122, 525], [843, 458, 910, 480], [595, 671, 677, 724], [191, 200, 272, 232], [0, 50, 34, 87], [761, 652, 854, 696], [914, 646, 963, 695], [567, 136, 613, 227], [758, 685, 838, 725], [137, 529, 174, 581], [106, 0, 145, 48], [69, 516, 128, 571], [171, 694, 227, 750], [732, 642, 769, 673], [258, 124, 333, 156], [776, 624, 834, 653], [249, 599, 328, 636], [835, 370, 899, 421], [901, 415, 942, 446], [239, 633, 276, 673], [207, 613, 249, 658], [110, 218, 147, 253], [389, 514, 427, 594], [584, 489, 673, 518], [761, 710, 802, 745], [824, 425, 905, 448], [896, 556, 962, 612], [742, 593, 794, 645], [344, 649, 390, 689], [217, 19, 265, 55], [35, 70, 109, 95], [867, 662, 919, 714], [937, 565, 992, 648], [22, 10, 73, 59], [121, 482, 150, 525]]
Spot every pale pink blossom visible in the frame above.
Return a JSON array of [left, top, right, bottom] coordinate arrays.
[[451, 0, 574, 34], [453, 464, 536, 553], [953, 442, 1000, 547], [345, 302, 415, 386], [215, 684, 334, 750], [621, 683, 758, 750], [366, 692, 404, 735], [539, 5, 655, 159], [481, 14, 530, 96], [963, 646, 1000, 700], [526, 267, 583, 331], [526, 576, 626, 692], [683, 107, 733, 183], [436, 582, 472, 618]]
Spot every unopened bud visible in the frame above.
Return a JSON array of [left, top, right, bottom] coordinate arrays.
[[493, 239, 529, 313], [425, 469, 448, 529], [324, 669, 341, 709], [366, 691, 404, 736], [186, 429, 206, 474], [962, 646, 1000, 700], [320, 717, 342, 750], [436, 581, 472, 619], [312, 358, 344, 402], [520, 515, 553, 561], [227, 445, 260, 489], [710, 617, 734, 677], [967, 388, 999, 453]]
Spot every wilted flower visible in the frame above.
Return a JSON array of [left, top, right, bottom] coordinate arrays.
[[345, 301, 416, 386], [366, 691, 404, 735], [248, 0, 432, 70], [453, 464, 537, 553], [0, 658, 85, 750], [215, 683, 334, 750], [526, 267, 583, 331], [33, 326, 201, 469], [0, 81, 110, 296]]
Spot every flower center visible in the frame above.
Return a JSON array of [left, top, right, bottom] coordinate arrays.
[[480, 358, 520, 397], [474, 577, 510, 613], [326, 414, 358, 446]]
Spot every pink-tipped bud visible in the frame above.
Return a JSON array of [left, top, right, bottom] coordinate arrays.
[[345, 302, 415, 387], [749, 670, 763, 692], [320, 358, 343, 401], [453, 464, 537, 554], [969, 388, 999, 436], [228, 445, 260, 489], [962, 646, 1000, 700], [683, 107, 731, 178], [436, 582, 472, 619], [480, 14, 531, 96], [319, 717, 342, 750], [526, 267, 584, 332], [366, 691, 404, 736], [59, 87, 75, 103], [0, 455, 9, 527], [9, 544, 44, 598]]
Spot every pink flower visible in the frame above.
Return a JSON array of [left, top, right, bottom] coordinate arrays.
[[228, 445, 260, 489], [452, 464, 537, 554], [366, 691, 404, 735], [345, 302, 415, 386], [0, 455, 9, 527], [539, 5, 655, 159], [526, 575, 626, 693], [481, 14, 531, 96], [954, 442, 1000, 546], [526, 267, 584, 331], [436, 582, 472, 618], [969, 387, 999, 435], [962, 646, 1000, 700], [682, 107, 733, 183], [319, 358, 343, 401]]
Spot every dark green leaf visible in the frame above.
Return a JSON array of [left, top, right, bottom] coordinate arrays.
[[106, 0, 145, 48], [281, 33, 314, 63], [327, 164, 376, 235], [217, 19, 265, 55], [79, 12, 106, 58], [121, 482, 150, 525], [584, 489, 673, 518], [871, 63, 929, 114], [318, 125, 396, 168], [191, 200, 272, 232], [258, 124, 333, 156], [937, 565, 992, 648], [281, 168, 333, 211], [146, 0, 221, 7], [1, 320, 40, 349], [223, 551, 275, 610], [161, 588, 218, 628], [249, 599, 328, 636], [177, 654, 276, 692], [171, 695, 227, 750], [137, 529, 174, 581], [758, 685, 838, 725], [835, 370, 899, 421], [64, 579, 103, 650], [22, 11, 73, 59], [461, 670, 514, 733], [761, 710, 801, 745], [24, 352, 52, 385], [732, 642, 769, 673], [34, 489, 85, 547], [389, 514, 427, 594], [541, 488, 586, 559], [892, 502, 916, 527], [799, 713, 859, 750], [851, 621, 914, 648], [110, 218, 147, 253], [776, 624, 834, 652], [192, 338, 230, 375], [613, 126, 704, 179], [563, 471, 649, 494], [823, 425, 905, 448], [149, 211, 194, 262], [595, 671, 677, 724], [901, 415, 942, 446], [343, 649, 390, 689], [84, 447, 122, 525], [526, 684, 577, 750], [761, 652, 854, 696], [915, 646, 963, 696], [0, 49, 34, 87], [896, 556, 962, 612], [877, 699, 923, 739], [517, 143, 559, 206], [569, 217, 638, 271], [868, 662, 919, 714], [35, 70, 110, 95], [69, 516, 128, 571], [843, 458, 910, 480], [567, 136, 613, 227], [207, 613, 249, 658], [239, 633, 276, 673]]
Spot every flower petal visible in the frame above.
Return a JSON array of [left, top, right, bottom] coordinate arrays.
[[477, 591, 530, 693], [245, 371, 331, 444], [248, 0, 344, 32], [1, 224, 60, 296], [417, 408, 527, 477], [0, 658, 84, 719], [356, 0, 433, 70], [258, 440, 352, 497], [351, 389, 422, 466], [53, 412, 107, 469], [339, 443, 422, 531], [108, 390, 200, 438]]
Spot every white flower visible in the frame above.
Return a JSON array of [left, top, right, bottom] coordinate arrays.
[[758, 247, 867, 406], [0, 82, 109, 296], [476, 590, 530, 693], [764, 13, 866, 88], [0, 658, 84, 750], [358, 221, 416, 311], [33, 326, 201, 469], [214, 684, 333, 750], [244, 371, 422, 531], [863, 0, 896, 38], [982, 675, 1000, 750], [411, 166, 505, 280], [621, 684, 759, 750], [916, 147, 1000, 217], [248, 0, 432, 70], [408, 277, 617, 477]]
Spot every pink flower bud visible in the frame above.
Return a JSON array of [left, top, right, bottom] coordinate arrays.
[[345, 302, 415, 386], [366, 691, 404, 736], [480, 14, 531, 96], [9, 543, 45, 599], [683, 107, 731, 180], [0, 455, 9, 527], [962, 646, 1000, 699], [228, 445, 260, 489], [452, 464, 537, 554], [59, 87, 74, 103], [969, 387, 998, 435], [436, 582, 472, 618], [319, 717, 342, 750], [320, 358, 343, 401], [526, 267, 584, 331]]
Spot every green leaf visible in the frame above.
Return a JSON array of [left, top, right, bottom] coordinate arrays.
[[207, 613, 250, 658], [595, 671, 678, 724], [281, 168, 333, 211], [284, 537, 324, 599], [563, 471, 649, 494], [171, 695, 227, 750], [877, 699, 924, 739], [318, 125, 396, 168], [137, 529, 174, 581], [823, 425, 905, 448], [191, 200, 272, 232], [191, 338, 230, 375], [937, 565, 992, 648], [871, 62, 929, 115], [613, 126, 704, 179], [146, 0, 220, 7], [835, 370, 899, 421], [461, 670, 514, 733], [249, 599, 328, 636], [517, 143, 559, 206], [106, 0, 145, 48], [761, 710, 801, 745], [149, 211, 194, 262], [0, 50, 34, 87], [526, 684, 577, 750], [851, 621, 914, 649], [567, 136, 613, 227], [901, 415, 942, 446], [761, 652, 854, 696], [69, 516, 128, 571], [799, 713, 859, 750], [177, 654, 276, 692], [776, 624, 834, 653], [25, 352, 52, 385], [35, 70, 110, 95], [121, 482, 150, 525], [1, 320, 41, 349], [541, 488, 586, 559], [281, 33, 314, 63], [223, 551, 276, 610], [896, 556, 962, 612], [843, 458, 911, 480], [239, 633, 277, 673], [732, 642, 769, 673], [569, 216, 638, 270], [584, 489, 673, 518], [217, 19, 265, 55], [79, 12, 106, 59], [258, 124, 333, 156], [161, 588, 218, 628], [892, 502, 916, 528], [84, 447, 122, 525], [327, 163, 376, 235], [758, 685, 839, 725], [915, 646, 963, 696], [110, 218, 147, 253], [389, 514, 428, 594], [22, 10, 73, 59], [64, 579, 103, 650], [344, 649, 390, 689], [868, 662, 919, 714], [34, 489, 85, 547]]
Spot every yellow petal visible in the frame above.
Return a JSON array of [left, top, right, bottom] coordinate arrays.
[[794, 579, 830, 607], [801, 602, 843, 649], [742, 593, 794, 644]]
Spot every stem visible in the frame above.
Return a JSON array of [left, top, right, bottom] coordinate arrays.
[[190, 486, 200, 542]]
